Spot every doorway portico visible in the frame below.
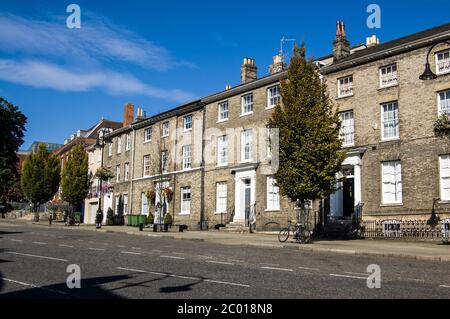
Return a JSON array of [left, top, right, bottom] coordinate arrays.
[[233, 167, 257, 225]]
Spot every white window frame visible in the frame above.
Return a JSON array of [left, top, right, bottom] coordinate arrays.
[[338, 75, 354, 98], [97, 149, 102, 162], [123, 194, 128, 215], [379, 64, 398, 88], [162, 122, 170, 138], [218, 101, 229, 122], [125, 134, 131, 151], [438, 89, 450, 116], [241, 129, 253, 162], [143, 155, 151, 177], [183, 115, 193, 131], [266, 176, 280, 211], [117, 136, 122, 154], [217, 135, 228, 166], [141, 192, 149, 215], [435, 49, 450, 75], [267, 85, 281, 109], [440, 155, 450, 201], [116, 165, 121, 183], [241, 93, 254, 115], [115, 195, 120, 215], [180, 187, 191, 215], [381, 101, 399, 141], [108, 143, 112, 157], [144, 127, 152, 143], [124, 163, 130, 181], [339, 110, 355, 147], [161, 150, 168, 174], [182, 145, 192, 170], [381, 161, 403, 205], [215, 182, 227, 214]]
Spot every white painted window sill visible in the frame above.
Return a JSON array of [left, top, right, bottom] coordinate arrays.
[[179, 212, 190, 216], [381, 137, 400, 143], [240, 112, 254, 118], [265, 209, 280, 212], [216, 119, 229, 124], [214, 211, 227, 215], [183, 129, 192, 133], [380, 203, 403, 207], [336, 94, 354, 100], [216, 164, 228, 168], [144, 140, 152, 144], [378, 84, 398, 90], [266, 106, 276, 110]]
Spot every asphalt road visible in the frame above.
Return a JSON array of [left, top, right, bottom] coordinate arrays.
[[1, 223, 449, 299]]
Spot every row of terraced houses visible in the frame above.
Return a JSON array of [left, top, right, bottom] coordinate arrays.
[[56, 21, 450, 232]]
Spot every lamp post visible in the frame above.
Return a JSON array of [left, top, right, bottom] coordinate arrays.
[[94, 128, 112, 228], [419, 41, 450, 81]]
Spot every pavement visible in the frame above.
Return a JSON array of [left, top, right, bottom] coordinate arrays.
[[1, 219, 449, 263], [1, 221, 450, 299]]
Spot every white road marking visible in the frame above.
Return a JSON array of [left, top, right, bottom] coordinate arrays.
[[261, 266, 293, 272], [439, 285, 450, 288], [299, 266, 320, 271], [10, 239, 23, 243], [172, 252, 185, 255], [88, 248, 105, 251], [344, 272, 367, 276], [121, 251, 142, 255], [204, 279, 250, 288], [117, 245, 126, 248], [261, 263, 279, 267], [6, 252, 68, 262], [406, 278, 425, 283], [160, 255, 185, 260], [59, 244, 74, 248], [116, 267, 249, 288], [3, 278, 70, 296], [131, 247, 142, 250], [329, 274, 367, 280], [206, 260, 235, 266], [32, 241, 47, 245]]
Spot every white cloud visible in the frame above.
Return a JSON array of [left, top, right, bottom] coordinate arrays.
[[0, 13, 191, 71], [0, 13, 196, 103], [0, 59, 195, 103]]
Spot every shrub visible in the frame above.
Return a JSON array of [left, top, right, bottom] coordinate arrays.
[[106, 207, 114, 226], [147, 213, 154, 225], [163, 213, 172, 225]]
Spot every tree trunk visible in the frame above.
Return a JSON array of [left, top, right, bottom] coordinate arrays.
[[34, 203, 39, 222]]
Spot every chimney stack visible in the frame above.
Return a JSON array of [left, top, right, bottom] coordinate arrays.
[[269, 54, 285, 74], [123, 103, 135, 127], [333, 21, 350, 61], [241, 57, 257, 83]]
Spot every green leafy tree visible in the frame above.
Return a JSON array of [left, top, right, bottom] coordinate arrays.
[[268, 44, 345, 207], [61, 144, 89, 222], [21, 144, 61, 221], [0, 97, 27, 211]]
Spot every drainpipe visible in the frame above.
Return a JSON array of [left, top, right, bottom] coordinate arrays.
[[200, 106, 206, 230], [129, 126, 136, 215], [173, 115, 179, 226]]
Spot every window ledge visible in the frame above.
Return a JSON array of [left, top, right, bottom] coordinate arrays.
[[144, 140, 152, 144], [380, 137, 400, 143], [216, 119, 229, 124], [264, 209, 280, 212], [183, 129, 193, 133], [336, 94, 354, 100], [378, 84, 398, 90], [240, 112, 254, 118], [380, 203, 403, 207], [265, 106, 276, 110], [437, 71, 450, 77], [179, 212, 190, 216], [216, 164, 228, 168], [214, 211, 227, 215]]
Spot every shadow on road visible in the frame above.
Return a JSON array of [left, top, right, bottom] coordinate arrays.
[[0, 273, 134, 299]]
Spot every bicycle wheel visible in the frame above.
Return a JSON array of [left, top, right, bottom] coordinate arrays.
[[278, 228, 290, 243]]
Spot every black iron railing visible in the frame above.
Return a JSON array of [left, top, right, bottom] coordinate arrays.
[[362, 219, 450, 240]]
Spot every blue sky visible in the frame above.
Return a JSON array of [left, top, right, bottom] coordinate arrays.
[[1, 0, 449, 150]]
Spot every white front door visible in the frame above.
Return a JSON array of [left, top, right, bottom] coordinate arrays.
[[103, 193, 113, 223], [234, 170, 256, 224], [90, 203, 98, 224]]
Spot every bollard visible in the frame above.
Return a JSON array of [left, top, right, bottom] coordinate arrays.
[[139, 223, 144, 231]]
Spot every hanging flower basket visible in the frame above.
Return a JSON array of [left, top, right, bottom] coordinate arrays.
[[434, 115, 450, 137], [146, 190, 156, 205], [101, 183, 114, 194], [164, 187, 174, 202], [95, 168, 115, 181]]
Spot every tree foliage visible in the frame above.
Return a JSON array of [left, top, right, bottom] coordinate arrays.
[[0, 97, 27, 205], [267, 44, 345, 204], [61, 144, 89, 210], [21, 143, 60, 219]]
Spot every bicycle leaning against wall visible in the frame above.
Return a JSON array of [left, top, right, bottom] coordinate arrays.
[[278, 220, 311, 244]]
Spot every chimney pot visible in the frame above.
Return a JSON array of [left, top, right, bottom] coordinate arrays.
[[123, 103, 135, 127], [333, 20, 351, 61]]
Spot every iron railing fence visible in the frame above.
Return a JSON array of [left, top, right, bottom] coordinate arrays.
[[362, 219, 450, 240]]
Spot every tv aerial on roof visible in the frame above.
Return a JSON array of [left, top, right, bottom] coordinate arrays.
[[279, 36, 297, 63]]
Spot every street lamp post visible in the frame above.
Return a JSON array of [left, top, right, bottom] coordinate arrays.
[[419, 41, 450, 81], [94, 128, 112, 228]]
